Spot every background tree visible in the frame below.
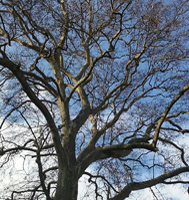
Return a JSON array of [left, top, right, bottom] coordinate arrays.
[[0, 0, 189, 199]]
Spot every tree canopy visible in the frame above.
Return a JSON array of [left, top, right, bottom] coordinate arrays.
[[0, 0, 189, 199]]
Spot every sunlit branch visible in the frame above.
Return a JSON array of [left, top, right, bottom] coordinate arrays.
[[153, 84, 189, 147]]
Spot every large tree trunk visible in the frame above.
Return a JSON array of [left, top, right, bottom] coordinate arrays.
[[54, 126, 78, 200], [55, 164, 78, 200]]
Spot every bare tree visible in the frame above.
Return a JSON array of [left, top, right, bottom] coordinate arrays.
[[0, 0, 189, 199]]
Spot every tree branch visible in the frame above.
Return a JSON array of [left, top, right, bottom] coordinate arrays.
[[110, 166, 189, 200], [0, 56, 64, 163], [152, 84, 189, 147]]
